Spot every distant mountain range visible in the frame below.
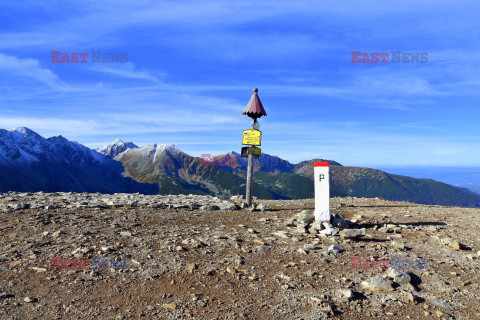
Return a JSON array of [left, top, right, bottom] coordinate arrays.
[[377, 166, 480, 195], [1, 127, 480, 208], [0, 128, 157, 194]]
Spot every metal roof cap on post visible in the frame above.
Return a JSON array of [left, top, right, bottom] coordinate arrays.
[[242, 88, 267, 119]]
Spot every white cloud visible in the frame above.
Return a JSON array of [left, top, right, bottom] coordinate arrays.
[[0, 53, 59, 87], [89, 63, 162, 82]]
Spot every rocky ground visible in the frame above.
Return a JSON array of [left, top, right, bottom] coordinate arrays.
[[0, 192, 479, 319]]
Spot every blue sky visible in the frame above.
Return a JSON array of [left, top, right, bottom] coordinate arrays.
[[1, 0, 480, 166]]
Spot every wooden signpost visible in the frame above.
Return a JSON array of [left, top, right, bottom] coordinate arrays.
[[242, 88, 267, 207]]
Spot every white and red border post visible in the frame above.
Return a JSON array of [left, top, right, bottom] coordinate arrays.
[[314, 162, 331, 222]]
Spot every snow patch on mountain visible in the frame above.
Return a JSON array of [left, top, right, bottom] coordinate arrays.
[[115, 143, 182, 162], [97, 139, 138, 158], [155, 144, 182, 160], [0, 128, 107, 166], [0, 127, 159, 194]]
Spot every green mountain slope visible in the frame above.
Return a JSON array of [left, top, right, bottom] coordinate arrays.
[[103, 143, 480, 207], [328, 166, 480, 207]]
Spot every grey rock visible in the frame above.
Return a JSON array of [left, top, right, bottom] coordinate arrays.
[[322, 222, 332, 230], [200, 205, 220, 211], [338, 289, 355, 301], [319, 227, 333, 235], [120, 231, 132, 237], [295, 225, 308, 234], [360, 276, 394, 292], [311, 221, 324, 230], [187, 203, 201, 209], [328, 245, 341, 254], [23, 297, 38, 303], [173, 204, 189, 209], [52, 230, 67, 237], [11, 203, 29, 210], [339, 228, 366, 239], [428, 297, 454, 310], [331, 227, 340, 236], [332, 214, 349, 229], [304, 270, 318, 277], [273, 231, 290, 239], [441, 237, 463, 250], [297, 210, 314, 225], [387, 267, 411, 285], [249, 203, 257, 212], [378, 226, 390, 233], [257, 203, 266, 212], [219, 203, 238, 210]]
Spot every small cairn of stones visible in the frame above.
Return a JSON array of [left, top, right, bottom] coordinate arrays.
[[285, 209, 366, 239]]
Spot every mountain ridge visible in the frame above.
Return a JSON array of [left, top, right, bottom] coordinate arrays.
[[1, 127, 480, 207], [0, 128, 157, 194]]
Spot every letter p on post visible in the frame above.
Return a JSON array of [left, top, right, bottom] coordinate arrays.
[[314, 162, 331, 222]]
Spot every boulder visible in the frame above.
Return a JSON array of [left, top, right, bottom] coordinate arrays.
[[338, 289, 355, 301], [297, 210, 314, 225], [360, 276, 394, 292], [339, 228, 366, 239], [387, 268, 411, 285], [200, 205, 220, 211], [332, 214, 349, 229]]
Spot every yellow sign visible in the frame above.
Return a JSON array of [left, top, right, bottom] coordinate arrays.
[[241, 146, 261, 158], [242, 129, 261, 146], [249, 146, 261, 156]]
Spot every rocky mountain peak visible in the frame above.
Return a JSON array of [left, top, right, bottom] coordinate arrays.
[[157, 144, 181, 155], [9, 127, 41, 138], [97, 139, 139, 158]]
